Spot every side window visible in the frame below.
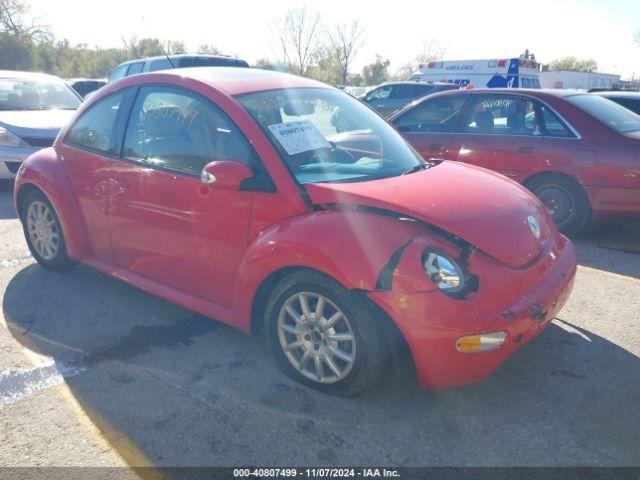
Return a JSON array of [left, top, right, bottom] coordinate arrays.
[[394, 96, 466, 133], [148, 59, 173, 72], [540, 105, 575, 138], [109, 65, 128, 82], [610, 98, 640, 116], [389, 85, 416, 99], [126, 62, 144, 76], [414, 84, 436, 98], [64, 92, 123, 154], [122, 86, 256, 176], [364, 85, 392, 102], [464, 95, 540, 136], [521, 77, 532, 88]]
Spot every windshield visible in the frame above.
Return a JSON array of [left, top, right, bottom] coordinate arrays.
[[566, 94, 640, 133], [0, 77, 80, 111], [237, 88, 426, 184]]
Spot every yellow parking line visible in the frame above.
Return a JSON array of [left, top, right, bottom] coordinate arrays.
[[577, 265, 640, 284]]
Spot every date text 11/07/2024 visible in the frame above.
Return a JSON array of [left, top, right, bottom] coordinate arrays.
[[233, 468, 401, 478]]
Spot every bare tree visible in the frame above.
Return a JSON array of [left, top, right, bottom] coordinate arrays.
[[549, 57, 598, 72], [271, 7, 321, 75], [0, 0, 50, 41], [415, 38, 446, 66], [327, 20, 364, 85], [167, 40, 185, 55], [308, 44, 341, 84], [197, 44, 221, 55], [394, 37, 445, 80]]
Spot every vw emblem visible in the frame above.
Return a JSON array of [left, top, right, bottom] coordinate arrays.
[[528, 215, 541, 239]]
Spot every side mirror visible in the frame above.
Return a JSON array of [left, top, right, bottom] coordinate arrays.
[[201, 160, 254, 190]]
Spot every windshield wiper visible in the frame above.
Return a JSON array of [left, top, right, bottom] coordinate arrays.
[[401, 162, 428, 176]]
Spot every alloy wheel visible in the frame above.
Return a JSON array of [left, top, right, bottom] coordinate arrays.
[[26, 201, 60, 260], [277, 292, 356, 384]]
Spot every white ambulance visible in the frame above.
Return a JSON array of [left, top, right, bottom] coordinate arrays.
[[409, 58, 541, 89]]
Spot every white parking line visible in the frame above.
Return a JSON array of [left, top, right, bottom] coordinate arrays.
[[0, 360, 85, 408]]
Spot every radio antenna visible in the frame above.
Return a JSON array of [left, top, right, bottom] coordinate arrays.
[[140, 16, 176, 69]]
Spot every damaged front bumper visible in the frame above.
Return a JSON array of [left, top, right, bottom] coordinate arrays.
[[368, 233, 577, 389]]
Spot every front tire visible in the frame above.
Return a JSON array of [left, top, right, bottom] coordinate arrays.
[[21, 190, 76, 272], [527, 175, 591, 236], [265, 271, 388, 396]]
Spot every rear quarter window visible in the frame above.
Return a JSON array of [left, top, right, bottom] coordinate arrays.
[[567, 94, 640, 133], [607, 97, 640, 116]]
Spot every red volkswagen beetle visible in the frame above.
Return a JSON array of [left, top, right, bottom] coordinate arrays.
[[390, 89, 640, 234], [14, 68, 576, 396]]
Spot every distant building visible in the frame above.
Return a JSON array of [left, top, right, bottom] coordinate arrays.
[[539, 70, 621, 90], [618, 79, 640, 91]]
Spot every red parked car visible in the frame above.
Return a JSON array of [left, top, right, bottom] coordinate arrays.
[[14, 69, 576, 396], [390, 89, 640, 234]]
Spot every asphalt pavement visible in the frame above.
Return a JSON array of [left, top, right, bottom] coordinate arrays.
[[0, 183, 639, 470]]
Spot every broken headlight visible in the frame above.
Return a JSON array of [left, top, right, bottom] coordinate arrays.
[[423, 249, 466, 296]]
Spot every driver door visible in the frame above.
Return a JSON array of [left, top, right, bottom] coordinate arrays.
[[107, 85, 257, 307], [393, 94, 467, 161]]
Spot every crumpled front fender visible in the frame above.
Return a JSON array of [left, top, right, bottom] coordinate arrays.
[[232, 209, 434, 332]]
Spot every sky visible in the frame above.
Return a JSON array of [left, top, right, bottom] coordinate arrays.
[[29, 0, 640, 79]]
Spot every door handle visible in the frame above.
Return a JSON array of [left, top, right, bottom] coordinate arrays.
[[518, 146, 536, 154], [430, 143, 444, 152]]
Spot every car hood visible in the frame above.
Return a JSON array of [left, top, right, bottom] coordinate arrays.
[[304, 161, 554, 268], [0, 109, 75, 138]]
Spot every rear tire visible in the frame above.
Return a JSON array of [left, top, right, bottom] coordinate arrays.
[[527, 175, 591, 236], [21, 190, 76, 272], [265, 270, 388, 397]]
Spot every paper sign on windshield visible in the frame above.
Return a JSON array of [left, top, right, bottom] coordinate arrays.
[[268, 120, 331, 155]]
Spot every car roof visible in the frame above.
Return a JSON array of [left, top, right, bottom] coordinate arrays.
[[0, 70, 65, 82], [424, 87, 587, 100], [470, 88, 584, 97], [388, 88, 590, 120], [119, 67, 331, 96], [67, 78, 107, 83], [592, 90, 640, 98], [375, 80, 455, 87], [117, 54, 247, 66]]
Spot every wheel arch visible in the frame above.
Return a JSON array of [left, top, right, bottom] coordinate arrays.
[[15, 183, 41, 221], [522, 170, 591, 207], [248, 265, 417, 380], [249, 265, 308, 336], [14, 150, 91, 260]]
